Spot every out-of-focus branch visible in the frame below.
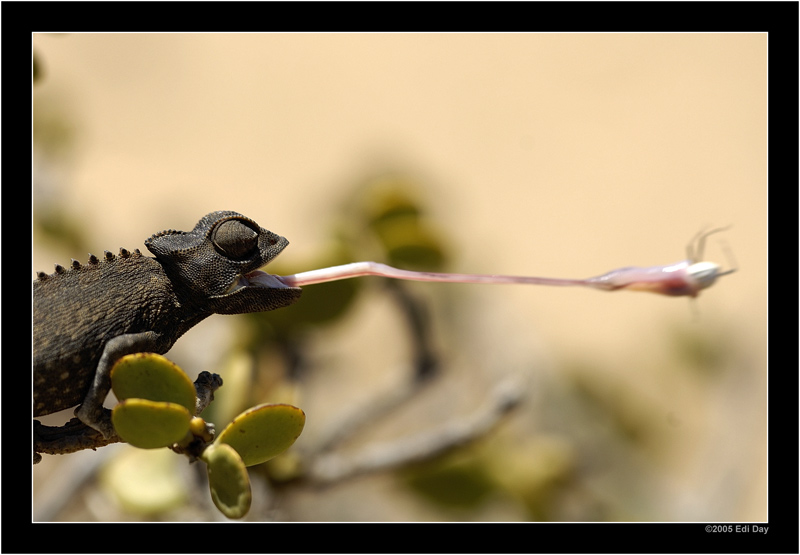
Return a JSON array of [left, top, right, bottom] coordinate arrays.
[[306, 377, 524, 484]]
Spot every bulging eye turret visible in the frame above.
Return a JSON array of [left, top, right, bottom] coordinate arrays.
[[212, 219, 259, 259]]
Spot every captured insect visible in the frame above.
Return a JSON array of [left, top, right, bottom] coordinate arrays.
[[259, 227, 736, 298]]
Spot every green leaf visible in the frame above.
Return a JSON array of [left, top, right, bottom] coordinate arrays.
[[371, 216, 447, 270], [216, 404, 305, 467], [358, 175, 423, 224], [112, 399, 192, 449], [202, 442, 251, 519], [111, 353, 197, 414]]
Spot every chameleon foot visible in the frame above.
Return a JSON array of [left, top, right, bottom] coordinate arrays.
[[75, 404, 116, 439]]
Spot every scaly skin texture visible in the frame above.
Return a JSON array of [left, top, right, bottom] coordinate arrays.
[[33, 211, 301, 446]]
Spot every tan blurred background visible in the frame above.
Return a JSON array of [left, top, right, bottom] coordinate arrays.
[[32, 33, 766, 522]]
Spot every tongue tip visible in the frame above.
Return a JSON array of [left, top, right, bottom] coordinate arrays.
[[245, 270, 293, 289]]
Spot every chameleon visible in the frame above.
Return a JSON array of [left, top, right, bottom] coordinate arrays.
[[33, 211, 302, 455]]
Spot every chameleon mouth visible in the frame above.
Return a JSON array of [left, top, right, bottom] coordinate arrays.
[[226, 270, 294, 293]]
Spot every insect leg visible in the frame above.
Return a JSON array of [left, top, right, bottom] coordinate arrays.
[[688, 226, 731, 263]]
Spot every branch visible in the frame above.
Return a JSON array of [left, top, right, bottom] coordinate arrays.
[[306, 377, 524, 484]]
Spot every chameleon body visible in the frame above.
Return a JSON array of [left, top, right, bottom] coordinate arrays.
[[33, 211, 301, 443]]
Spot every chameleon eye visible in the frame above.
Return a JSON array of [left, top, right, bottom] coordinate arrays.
[[212, 219, 259, 259]]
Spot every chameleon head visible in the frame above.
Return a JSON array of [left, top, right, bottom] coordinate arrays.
[[145, 211, 302, 314]]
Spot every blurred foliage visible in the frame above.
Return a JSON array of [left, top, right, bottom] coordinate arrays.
[[33, 47, 88, 258], [392, 317, 743, 522], [359, 176, 447, 270], [101, 448, 187, 517], [669, 323, 735, 378], [32, 208, 90, 258], [401, 434, 577, 521], [33, 50, 42, 82], [240, 174, 449, 347], [401, 451, 497, 510], [482, 435, 576, 521], [564, 366, 663, 448]]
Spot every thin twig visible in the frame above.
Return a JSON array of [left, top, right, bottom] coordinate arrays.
[[306, 377, 524, 484]]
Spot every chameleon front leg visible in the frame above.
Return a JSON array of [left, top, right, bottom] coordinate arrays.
[[75, 331, 163, 438]]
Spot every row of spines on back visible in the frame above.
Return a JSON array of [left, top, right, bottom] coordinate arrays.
[[35, 248, 143, 280]]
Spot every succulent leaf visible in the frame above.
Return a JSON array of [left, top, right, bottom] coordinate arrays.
[[202, 442, 252, 519], [111, 353, 197, 414], [216, 403, 305, 467], [112, 399, 192, 449]]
